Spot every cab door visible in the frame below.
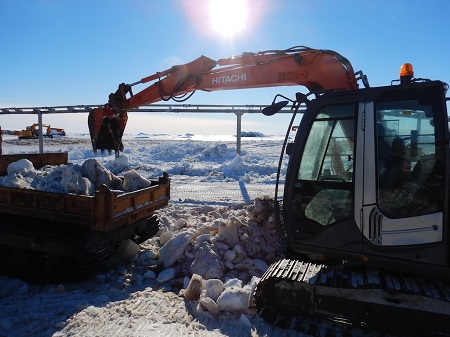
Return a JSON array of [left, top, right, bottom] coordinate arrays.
[[285, 101, 363, 254], [359, 85, 447, 247]]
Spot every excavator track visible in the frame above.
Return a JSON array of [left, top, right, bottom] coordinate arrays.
[[254, 259, 450, 336]]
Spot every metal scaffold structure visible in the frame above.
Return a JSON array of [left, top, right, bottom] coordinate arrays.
[[0, 103, 299, 154]]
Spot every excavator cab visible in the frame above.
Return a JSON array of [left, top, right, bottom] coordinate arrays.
[[278, 79, 449, 276]]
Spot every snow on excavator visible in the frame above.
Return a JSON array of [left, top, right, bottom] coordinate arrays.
[[88, 46, 450, 335]]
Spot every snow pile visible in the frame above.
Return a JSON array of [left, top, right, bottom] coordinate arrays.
[[0, 136, 294, 336], [0, 154, 284, 317], [136, 196, 285, 317], [240, 131, 265, 137], [119, 138, 283, 184], [0, 157, 153, 195], [87, 196, 283, 317]]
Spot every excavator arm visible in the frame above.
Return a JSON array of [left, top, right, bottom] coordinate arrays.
[[88, 46, 362, 155]]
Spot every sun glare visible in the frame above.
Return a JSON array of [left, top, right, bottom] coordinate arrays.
[[208, 0, 248, 38]]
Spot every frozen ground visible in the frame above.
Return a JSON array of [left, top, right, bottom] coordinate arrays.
[[0, 134, 383, 337], [1, 134, 284, 204], [0, 135, 302, 337]]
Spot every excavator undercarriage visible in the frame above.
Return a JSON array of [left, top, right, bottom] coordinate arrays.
[[254, 259, 450, 336]]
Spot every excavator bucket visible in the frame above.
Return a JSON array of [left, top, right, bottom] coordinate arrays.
[[88, 106, 127, 157]]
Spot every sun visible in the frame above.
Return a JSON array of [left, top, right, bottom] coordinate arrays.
[[208, 0, 249, 38]]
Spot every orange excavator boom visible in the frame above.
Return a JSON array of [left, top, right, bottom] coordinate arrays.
[[88, 46, 363, 155]]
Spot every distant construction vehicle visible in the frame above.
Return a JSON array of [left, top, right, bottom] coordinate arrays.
[[18, 124, 66, 139], [49, 127, 66, 136]]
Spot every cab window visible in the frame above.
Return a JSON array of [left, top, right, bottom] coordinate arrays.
[[291, 104, 355, 232], [375, 90, 445, 218]]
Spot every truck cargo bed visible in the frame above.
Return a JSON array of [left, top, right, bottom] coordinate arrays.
[[0, 175, 170, 231], [0, 153, 170, 232], [0, 153, 170, 282]]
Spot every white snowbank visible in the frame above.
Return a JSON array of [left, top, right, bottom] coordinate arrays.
[[0, 136, 292, 336]]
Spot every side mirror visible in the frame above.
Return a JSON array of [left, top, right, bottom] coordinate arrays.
[[262, 101, 289, 116]]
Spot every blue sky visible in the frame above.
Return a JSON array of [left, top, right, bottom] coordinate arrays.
[[1, 0, 449, 135]]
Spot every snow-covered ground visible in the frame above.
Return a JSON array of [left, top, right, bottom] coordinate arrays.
[[1, 133, 286, 204], [0, 134, 384, 337]]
